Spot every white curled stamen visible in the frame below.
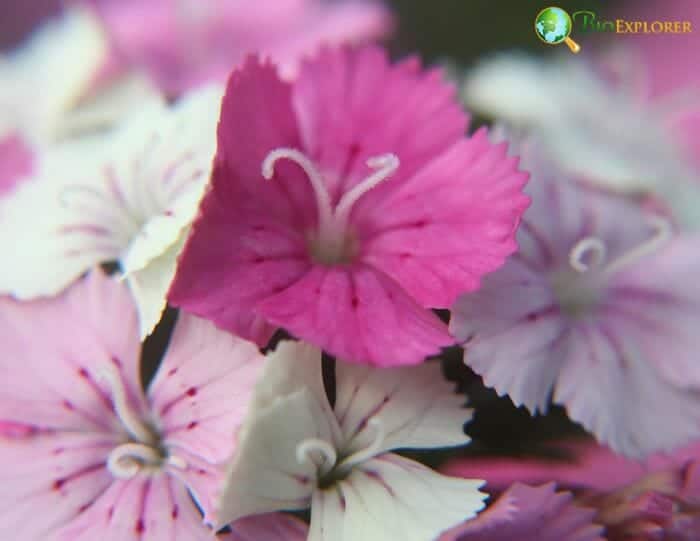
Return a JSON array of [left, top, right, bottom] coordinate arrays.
[[296, 438, 338, 477], [99, 364, 156, 446], [334, 154, 400, 227], [603, 215, 671, 275], [336, 418, 385, 475], [262, 148, 399, 260], [569, 237, 607, 272], [568, 215, 672, 275], [263, 148, 335, 235], [107, 443, 163, 479]]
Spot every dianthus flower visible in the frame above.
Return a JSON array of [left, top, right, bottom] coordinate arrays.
[[0, 270, 285, 539], [215, 341, 486, 540], [450, 143, 700, 457], [169, 47, 529, 365]]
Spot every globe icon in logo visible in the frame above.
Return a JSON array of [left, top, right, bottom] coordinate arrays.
[[534, 6, 581, 53]]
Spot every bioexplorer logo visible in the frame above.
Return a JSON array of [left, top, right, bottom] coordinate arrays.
[[535, 7, 581, 53], [534, 6, 693, 54]]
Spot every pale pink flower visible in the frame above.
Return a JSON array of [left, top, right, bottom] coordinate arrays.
[[169, 47, 529, 365], [215, 340, 487, 541], [440, 483, 604, 541], [0, 270, 275, 540], [88, 0, 393, 95], [449, 143, 700, 457]]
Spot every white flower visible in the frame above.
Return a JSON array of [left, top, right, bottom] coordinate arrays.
[[0, 7, 158, 147], [0, 84, 222, 337], [215, 341, 486, 541], [462, 52, 700, 228]]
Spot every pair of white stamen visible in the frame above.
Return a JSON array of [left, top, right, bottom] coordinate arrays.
[[100, 365, 186, 479], [296, 418, 385, 481], [568, 215, 671, 275], [262, 148, 399, 263]]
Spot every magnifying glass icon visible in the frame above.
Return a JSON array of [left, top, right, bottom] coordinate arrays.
[[535, 6, 581, 54]]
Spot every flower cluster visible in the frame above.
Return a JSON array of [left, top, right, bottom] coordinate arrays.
[[1, 1, 699, 540]]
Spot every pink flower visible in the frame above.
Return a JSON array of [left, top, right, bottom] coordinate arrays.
[[580, 462, 700, 540], [440, 483, 604, 541], [88, 0, 393, 95], [0, 133, 34, 196], [169, 47, 529, 365], [443, 440, 700, 540], [0, 269, 286, 540], [449, 143, 700, 457], [442, 439, 700, 495]]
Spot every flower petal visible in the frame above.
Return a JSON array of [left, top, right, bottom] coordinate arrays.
[[226, 513, 309, 541], [125, 239, 182, 339], [440, 483, 604, 541], [256, 264, 455, 365], [326, 453, 486, 541], [334, 358, 470, 456], [168, 56, 311, 346], [292, 46, 467, 198], [360, 128, 529, 308], [1, 7, 109, 144], [606, 235, 700, 389], [0, 431, 115, 539], [56, 477, 213, 541], [0, 270, 142, 431], [449, 258, 566, 414], [0, 141, 128, 299], [150, 313, 264, 465], [555, 321, 700, 458], [216, 389, 336, 527]]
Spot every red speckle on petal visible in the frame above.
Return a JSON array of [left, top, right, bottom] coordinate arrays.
[[78, 502, 91, 513], [52, 447, 64, 455], [186, 421, 198, 430], [62, 400, 75, 411], [413, 219, 428, 228], [135, 518, 145, 533], [167, 367, 178, 377], [171, 505, 179, 520], [185, 387, 197, 397], [52, 479, 66, 491], [78, 367, 90, 379], [351, 297, 359, 308], [111, 357, 122, 368], [108, 506, 114, 520]]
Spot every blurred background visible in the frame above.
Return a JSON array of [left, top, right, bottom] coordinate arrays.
[[1, 0, 623, 56]]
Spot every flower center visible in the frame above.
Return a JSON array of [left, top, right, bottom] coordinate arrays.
[[295, 418, 385, 488], [551, 215, 671, 318], [262, 148, 399, 265], [99, 365, 186, 479]]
